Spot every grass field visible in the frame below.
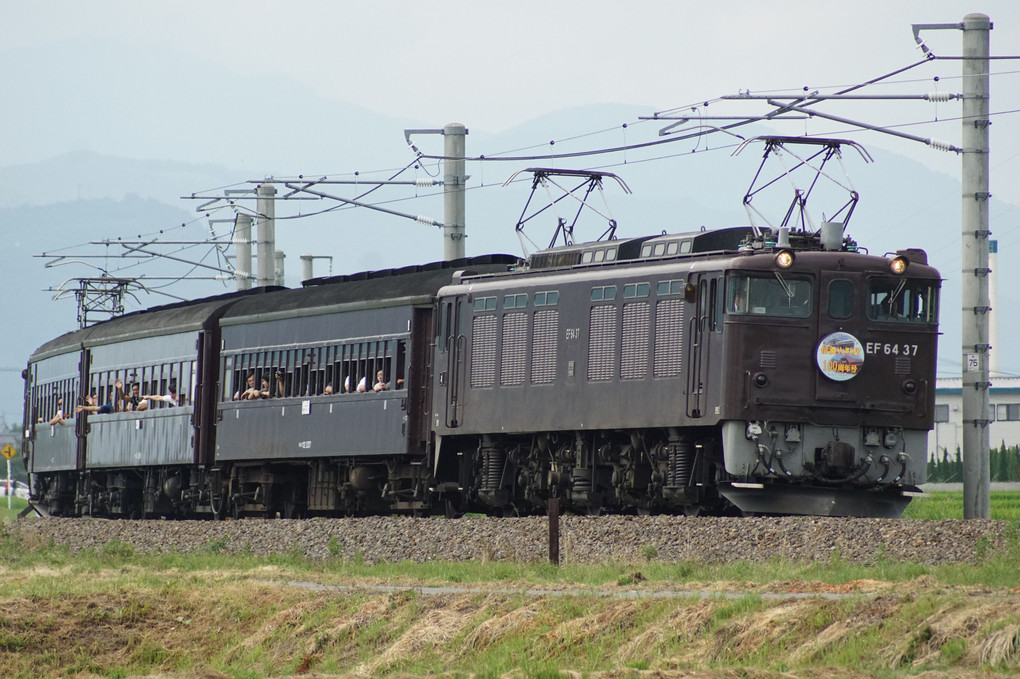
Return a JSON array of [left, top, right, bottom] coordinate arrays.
[[2, 511, 1020, 678], [901, 490, 1020, 520], [2, 492, 1020, 678], [0, 496, 27, 522]]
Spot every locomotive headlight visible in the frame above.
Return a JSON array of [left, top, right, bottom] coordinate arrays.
[[889, 255, 909, 274], [775, 249, 795, 268]]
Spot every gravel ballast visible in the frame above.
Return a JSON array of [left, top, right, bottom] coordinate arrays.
[[5, 515, 1011, 565]]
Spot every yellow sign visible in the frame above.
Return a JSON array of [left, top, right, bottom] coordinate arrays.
[[0, 444, 15, 460]]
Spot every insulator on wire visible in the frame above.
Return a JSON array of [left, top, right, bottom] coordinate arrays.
[[928, 138, 954, 152], [926, 91, 955, 102], [415, 178, 441, 187], [415, 215, 439, 226]]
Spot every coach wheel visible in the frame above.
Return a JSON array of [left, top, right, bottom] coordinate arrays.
[[209, 491, 227, 521], [231, 496, 245, 520]]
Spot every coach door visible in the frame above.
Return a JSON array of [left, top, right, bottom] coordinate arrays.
[[438, 295, 468, 428], [76, 349, 91, 470]]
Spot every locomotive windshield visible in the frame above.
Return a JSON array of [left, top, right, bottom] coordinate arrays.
[[726, 273, 812, 318], [867, 278, 939, 324]]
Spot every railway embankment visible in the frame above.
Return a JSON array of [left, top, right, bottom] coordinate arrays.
[[7, 514, 1011, 565]]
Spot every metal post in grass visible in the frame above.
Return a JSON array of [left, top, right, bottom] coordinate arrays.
[[548, 497, 560, 566]]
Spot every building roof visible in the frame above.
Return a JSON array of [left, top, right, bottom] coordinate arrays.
[[936, 376, 1020, 394]]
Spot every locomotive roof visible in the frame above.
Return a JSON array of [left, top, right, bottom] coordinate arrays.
[[30, 287, 286, 361], [220, 254, 518, 324], [524, 226, 757, 270]]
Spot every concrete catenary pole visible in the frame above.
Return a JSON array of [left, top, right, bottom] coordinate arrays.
[[234, 214, 253, 291], [960, 13, 992, 519], [443, 123, 467, 261], [256, 183, 277, 287]]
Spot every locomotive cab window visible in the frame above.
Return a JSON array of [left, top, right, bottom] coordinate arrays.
[[867, 278, 939, 324], [727, 273, 812, 318]]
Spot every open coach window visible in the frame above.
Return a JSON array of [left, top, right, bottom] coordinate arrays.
[[726, 273, 812, 318], [867, 278, 939, 324]]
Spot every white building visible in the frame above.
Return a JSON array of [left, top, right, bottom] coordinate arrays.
[[931, 376, 1020, 459]]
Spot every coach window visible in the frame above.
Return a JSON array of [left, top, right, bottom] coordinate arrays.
[[591, 286, 617, 302], [828, 279, 854, 319]]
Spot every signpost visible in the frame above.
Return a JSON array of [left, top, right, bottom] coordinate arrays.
[[1, 444, 16, 510]]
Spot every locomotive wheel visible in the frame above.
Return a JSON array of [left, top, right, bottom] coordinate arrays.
[[124, 497, 143, 521], [444, 498, 464, 519], [282, 501, 305, 519]]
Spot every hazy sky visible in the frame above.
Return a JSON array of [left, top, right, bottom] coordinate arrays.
[[5, 2, 1019, 196], [4, 2, 1016, 130]]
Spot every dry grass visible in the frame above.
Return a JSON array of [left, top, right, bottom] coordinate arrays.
[[3, 569, 1020, 678]]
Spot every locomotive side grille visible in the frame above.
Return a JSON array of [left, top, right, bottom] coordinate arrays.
[[531, 309, 559, 384], [470, 315, 498, 388], [621, 302, 650, 380], [894, 356, 911, 375], [654, 298, 684, 377], [500, 312, 528, 386], [760, 351, 778, 368], [587, 305, 618, 381]]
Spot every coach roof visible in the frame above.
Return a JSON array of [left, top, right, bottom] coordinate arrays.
[[220, 255, 517, 324]]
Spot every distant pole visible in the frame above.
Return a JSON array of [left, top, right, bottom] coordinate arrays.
[[300, 254, 314, 282], [443, 123, 467, 261], [274, 250, 286, 287], [960, 13, 992, 519], [235, 214, 253, 291], [256, 183, 277, 287]]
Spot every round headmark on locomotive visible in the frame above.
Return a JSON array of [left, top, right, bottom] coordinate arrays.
[[816, 331, 864, 381]]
